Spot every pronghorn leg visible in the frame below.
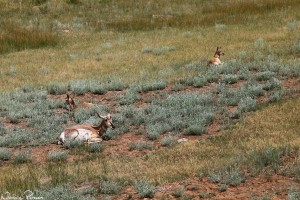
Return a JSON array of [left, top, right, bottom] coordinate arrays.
[[87, 138, 103, 144]]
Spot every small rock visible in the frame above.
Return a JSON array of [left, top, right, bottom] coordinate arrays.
[[187, 185, 200, 191], [177, 138, 188, 143]]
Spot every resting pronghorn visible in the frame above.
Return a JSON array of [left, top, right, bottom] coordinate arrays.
[[57, 113, 115, 145], [208, 47, 225, 66], [65, 92, 94, 110]]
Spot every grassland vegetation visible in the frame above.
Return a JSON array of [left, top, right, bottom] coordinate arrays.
[[245, 146, 293, 175], [221, 74, 239, 84], [161, 135, 176, 147], [142, 45, 176, 56], [134, 180, 155, 198], [199, 192, 216, 199], [237, 97, 257, 113], [208, 166, 246, 186], [185, 125, 208, 136], [0, 51, 299, 194], [129, 141, 154, 151], [192, 76, 208, 88], [288, 186, 300, 200], [134, 80, 167, 93], [13, 150, 31, 164], [171, 83, 185, 91], [118, 89, 141, 105], [63, 140, 85, 150], [46, 162, 73, 187], [0, 21, 58, 54], [47, 82, 69, 95], [0, 148, 12, 161], [0, 98, 299, 196], [0, 0, 300, 198], [2, 164, 41, 195], [88, 143, 105, 153], [172, 186, 185, 198], [100, 179, 122, 195], [36, 184, 95, 200], [0, 1, 299, 90], [48, 151, 68, 162], [218, 184, 228, 192]]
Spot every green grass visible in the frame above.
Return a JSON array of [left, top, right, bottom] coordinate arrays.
[[100, 179, 122, 195], [0, 0, 300, 198], [208, 166, 246, 186], [0, 148, 12, 161], [13, 150, 31, 164], [0, 21, 59, 54], [1, 97, 300, 195], [134, 180, 155, 198], [129, 141, 154, 151], [0, 0, 299, 91], [48, 151, 68, 162], [88, 143, 105, 153]]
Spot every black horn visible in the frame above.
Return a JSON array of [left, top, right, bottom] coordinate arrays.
[[96, 112, 102, 119]]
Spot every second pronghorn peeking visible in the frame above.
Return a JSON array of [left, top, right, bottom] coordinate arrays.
[[208, 47, 225, 66], [57, 113, 115, 145], [65, 92, 94, 110]]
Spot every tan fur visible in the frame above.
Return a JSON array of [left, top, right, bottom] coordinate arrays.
[[208, 47, 225, 66], [63, 124, 99, 138], [65, 92, 94, 110], [81, 102, 94, 108], [57, 114, 115, 145]]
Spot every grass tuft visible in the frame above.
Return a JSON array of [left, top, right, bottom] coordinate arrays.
[[100, 180, 121, 195], [134, 180, 155, 198], [161, 135, 176, 147], [172, 187, 185, 198], [0, 148, 12, 161], [14, 150, 31, 164], [209, 166, 246, 186], [129, 141, 154, 151], [185, 125, 208, 136], [48, 151, 68, 162], [288, 186, 300, 200], [0, 21, 58, 54], [88, 143, 105, 153]]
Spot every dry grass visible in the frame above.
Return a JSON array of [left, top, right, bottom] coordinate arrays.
[[0, 21, 58, 54], [1, 98, 300, 194], [0, 0, 299, 91], [1, 0, 299, 31], [0, 24, 298, 91], [0, 0, 300, 196]]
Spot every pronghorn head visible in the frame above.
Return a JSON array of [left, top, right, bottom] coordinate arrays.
[[214, 47, 225, 58], [97, 113, 115, 130]]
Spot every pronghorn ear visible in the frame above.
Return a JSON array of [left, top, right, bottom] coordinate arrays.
[[107, 114, 111, 119]]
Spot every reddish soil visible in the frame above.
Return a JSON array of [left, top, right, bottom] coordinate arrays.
[[112, 174, 300, 200], [1, 77, 300, 199]]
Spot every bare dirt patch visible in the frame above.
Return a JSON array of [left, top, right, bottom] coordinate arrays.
[[3, 77, 300, 163], [1, 77, 300, 199]]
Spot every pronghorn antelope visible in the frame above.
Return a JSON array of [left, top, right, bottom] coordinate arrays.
[[57, 113, 115, 145], [65, 92, 94, 110], [208, 47, 225, 66]]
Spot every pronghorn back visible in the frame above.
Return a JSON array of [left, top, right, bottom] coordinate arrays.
[[65, 92, 94, 110], [57, 114, 115, 145]]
